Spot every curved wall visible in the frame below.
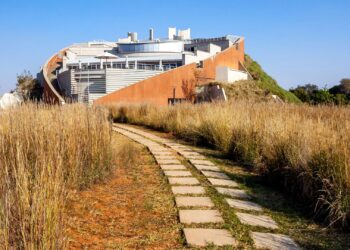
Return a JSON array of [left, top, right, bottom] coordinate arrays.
[[42, 50, 66, 104]]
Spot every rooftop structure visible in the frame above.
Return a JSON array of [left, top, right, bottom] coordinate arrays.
[[41, 27, 246, 105]]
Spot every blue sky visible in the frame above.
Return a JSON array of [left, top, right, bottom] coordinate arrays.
[[0, 0, 349, 94]]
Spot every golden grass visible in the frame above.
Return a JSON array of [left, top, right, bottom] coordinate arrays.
[[109, 101, 350, 229], [0, 104, 114, 249]]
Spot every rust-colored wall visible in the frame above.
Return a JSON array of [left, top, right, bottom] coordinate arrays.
[[94, 40, 245, 106], [95, 63, 197, 106], [202, 39, 245, 79]]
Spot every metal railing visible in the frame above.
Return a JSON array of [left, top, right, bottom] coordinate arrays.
[[72, 63, 178, 72]]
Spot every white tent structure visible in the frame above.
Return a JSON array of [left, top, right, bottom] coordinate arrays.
[[95, 52, 118, 68], [0, 93, 22, 109]]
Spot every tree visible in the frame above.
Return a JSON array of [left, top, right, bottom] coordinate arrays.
[[290, 83, 349, 105], [329, 79, 350, 98], [332, 94, 348, 105], [290, 84, 319, 103], [16, 70, 43, 101], [312, 89, 333, 104]]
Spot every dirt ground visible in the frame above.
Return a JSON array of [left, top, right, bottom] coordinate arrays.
[[65, 134, 182, 249]]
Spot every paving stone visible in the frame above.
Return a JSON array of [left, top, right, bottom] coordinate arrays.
[[164, 171, 192, 177], [154, 155, 177, 160], [176, 149, 194, 153], [180, 151, 201, 156], [152, 151, 173, 156], [251, 232, 300, 250], [165, 142, 181, 146], [193, 164, 221, 172], [179, 210, 224, 224], [225, 198, 263, 211], [149, 147, 168, 152], [236, 212, 278, 229], [156, 159, 181, 165], [175, 197, 214, 207], [215, 187, 251, 199], [208, 178, 238, 187], [168, 177, 200, 185], [171, 145, 190, 149], [184, 228, 236, 247], [151, 149, 172, 153], [201, 171, 230, 180], [190, 159, 215, 166], [160, 164, 187, 170], [185, 155, 206, 160], [171, 186, 205, 195]]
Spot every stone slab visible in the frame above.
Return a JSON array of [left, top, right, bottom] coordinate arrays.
[[175, 197, 214, 207], [160, 164, 187, 170], [226, 198, 263, 211], [176, 149, 194, 153], [251, 232, 300, 250], [190, 159, 215, 166], [184, 228, 236, 247], [171, 145, 190, 149], [149, 148, 171, 152], [236, 212, 278, 229], [152, 151, 173, 156], [194, 164, 221, 172], [201, 171, 230, 180], [164, 171, 192, 177], [150, 148, 169, 151], [208, 178, 238, 187], [179, 210, 224, 224], [185, 155, 206, 160], [180, 151, 201, 157], [168, 177, 200, 185], [165, 142, 181, 146], [154, 155, 177, 160], [171, 186, 205, 195], [156, 159, 181, 165], [215, 187, 251, 199]]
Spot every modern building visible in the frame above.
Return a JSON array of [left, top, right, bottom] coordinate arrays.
[[41, 27, 247, 105]]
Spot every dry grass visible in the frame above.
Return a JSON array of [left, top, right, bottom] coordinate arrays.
[[0, 104, 114, 249], [109, 101, 350, 229]]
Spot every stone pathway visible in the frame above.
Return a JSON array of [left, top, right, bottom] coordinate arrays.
[[113, 124, 300, 249]]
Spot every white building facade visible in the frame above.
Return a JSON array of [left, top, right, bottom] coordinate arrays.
[[55, 28, 243, 104]]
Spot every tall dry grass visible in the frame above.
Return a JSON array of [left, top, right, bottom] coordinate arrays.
[[109, 101, 350, 229], [0, 104, 113, 249]]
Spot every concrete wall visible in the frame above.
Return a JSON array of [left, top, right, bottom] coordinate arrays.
[[216, 66, 248, 83], [182, 50, 212, 65], [94, 39, 245, 106], [42, 52, 66, 104]]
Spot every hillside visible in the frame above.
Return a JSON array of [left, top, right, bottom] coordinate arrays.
[[243, 55, 301, 103], [216, 80, 282, 102]]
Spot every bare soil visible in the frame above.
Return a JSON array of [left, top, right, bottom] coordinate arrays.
[[65, 134, 182, 249]]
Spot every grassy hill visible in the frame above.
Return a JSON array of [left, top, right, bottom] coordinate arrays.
[[216, 80, 282, 102], [243, 55, 301, 103]]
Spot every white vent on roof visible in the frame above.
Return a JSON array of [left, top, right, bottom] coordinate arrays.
[[178, 28, 191, 40], [168, 27, 176, 40]]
